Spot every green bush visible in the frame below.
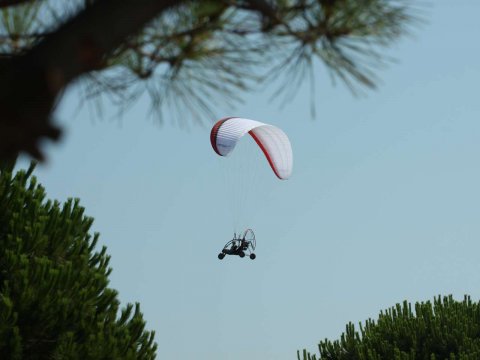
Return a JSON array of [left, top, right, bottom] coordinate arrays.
[[299, 295, 480, 360], [0, 163, 156, 359]]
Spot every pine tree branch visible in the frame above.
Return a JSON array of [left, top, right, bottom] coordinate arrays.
[[243, 0, 277, 18], [0, 0, 35, 8], [0, 0, 183, 160], [240, 0, 281, 30], [0, 0, 419, 161]]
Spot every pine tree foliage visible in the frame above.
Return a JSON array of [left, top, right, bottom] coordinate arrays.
[[0, 163, 157, 359], [0, 0, 421, 161], [299, 295, 480, 360]]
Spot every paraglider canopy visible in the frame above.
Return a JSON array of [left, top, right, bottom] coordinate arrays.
[[210, 117, 293, 180], [211, 117, 293, 259]]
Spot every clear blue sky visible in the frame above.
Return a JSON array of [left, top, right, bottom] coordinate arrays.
[[17, 2, 480, 359]]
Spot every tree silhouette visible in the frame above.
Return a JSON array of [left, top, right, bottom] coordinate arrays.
[[0, 163, 157, 359], [299, 295, 480, 360], [0, 0, 418, 161]]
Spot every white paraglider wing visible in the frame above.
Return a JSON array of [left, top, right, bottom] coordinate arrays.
[[210, 117, 293, 180]]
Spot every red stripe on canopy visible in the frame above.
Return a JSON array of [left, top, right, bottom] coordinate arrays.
[[210, 117, 234, 156], [248, 130, 282, 180]]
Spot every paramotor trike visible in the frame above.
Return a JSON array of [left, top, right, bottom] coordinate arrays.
[[218, 229, 256, 260]]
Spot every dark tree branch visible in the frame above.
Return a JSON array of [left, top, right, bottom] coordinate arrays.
[[0, 0, 418, 161], [243, 0, 277, 18], [0, 0, 34, 8], [0, 0, 182, 160], [242, 0, 280, 30]]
